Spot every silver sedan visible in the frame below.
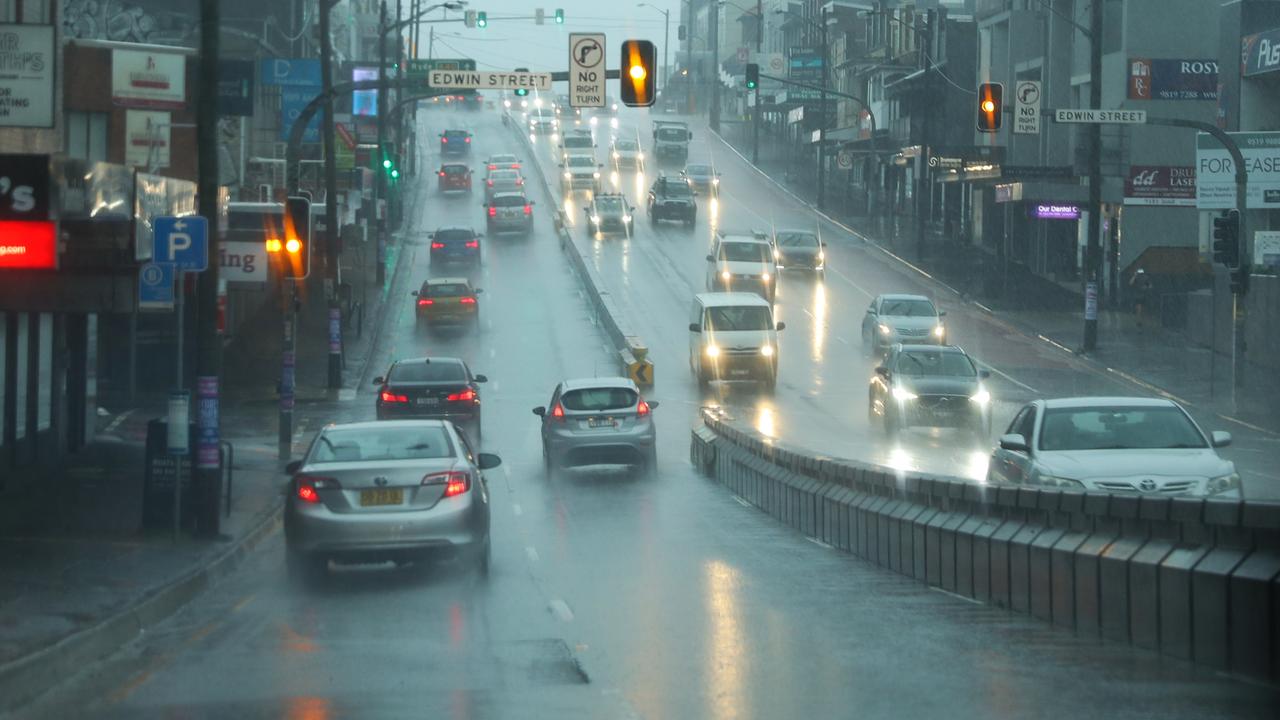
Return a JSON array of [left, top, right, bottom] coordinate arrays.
[[284, 420, 502, 581], [533, 377, 658, 475]]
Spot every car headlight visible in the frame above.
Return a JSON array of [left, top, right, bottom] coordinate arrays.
[[612, 103, 618, 111], [760, 272, 771, 283], [1039, 475, 1086, 489], [878, 323, 892, 335], [590, 215, 601, 224], [712, 177, 719, 185], [637, 152, 644, 160], [774, 249, 781, 259], [1207, 472, 1240, 495], [933, 324, 946, 339], [818, 250, 825, 261], [593, 172, 600, 179], [970, 388, 991, 405], [720, 270, 731, 281], [590, 116, 598, 125], [563, 172, 572, 180], [705, 344, 720, 358], [891, 386, 917, 401], [613, 152, 620, 159], [504, 99, 511, 108], [760, 344, 774, 357], [622, 214, 632, 223]]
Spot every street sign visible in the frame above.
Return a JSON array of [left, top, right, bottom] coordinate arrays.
[[836, 151, 854, 170], [1014, 80, 1041, 135], [427, 69, 552, 91], [1053, 108, 1147, 124], [736, 47, 749, 64], [154, 215, 209, 272], [139, 262, 175, 310], [766, 53, 785, 76], [569, 33, 606, 108]]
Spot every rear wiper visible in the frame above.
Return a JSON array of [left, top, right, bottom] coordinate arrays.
[[1161, 443, 1198, 449], [405, 443, 434, 451]]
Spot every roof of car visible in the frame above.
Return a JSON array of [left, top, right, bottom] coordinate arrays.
[[434, 227, 478, 234], [425, 277, 470, 286], [441, 163, 469, 169], [487, 154, 518, 161], [774, 228, 818, 235], [320, 419, 451, 432], [695, 292, 773, 308], [1040, 396, 1179, 409], [443, 129, 470, 134], [561, 376, 639, 392], [894, 344, 969, 354], [717, 236, 771, 246], [878, 293, 933, 303]]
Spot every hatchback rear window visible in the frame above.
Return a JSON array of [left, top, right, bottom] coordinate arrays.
[[562, 387, 638, 412], [425, 283, 469, 297], [434, 230, 475, 243], [311, 425, 454, 463], [492, 195, 526, 207], [443, 131, 468, 139], [388, 361, 466, 382]]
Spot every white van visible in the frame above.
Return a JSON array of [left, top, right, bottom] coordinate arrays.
[[688, 292, 785, 390]]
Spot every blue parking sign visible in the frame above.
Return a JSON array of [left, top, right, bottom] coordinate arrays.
[[154, 216, 208, 272]]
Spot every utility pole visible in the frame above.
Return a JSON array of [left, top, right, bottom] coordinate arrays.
[[375, 0, 388, 287], [320, 0, 342, 390], [752, 0, 761, 165], [710, 0, 721, 132], [194, 0, 222, 537], [1082, 0, 1102, 351], [685, 0, 694, 113], [914, 11, 932, 261], [816, 5, 829, 211]]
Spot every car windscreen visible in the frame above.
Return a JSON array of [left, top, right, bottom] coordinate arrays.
[[594, 197, 625, 212], [561, 387, 638, 412], [563, 136, 593, 148], [488, 155, 517, 164], [1038, 406, 1208, 452], [567, 156, 595, 168], [659, 181, 691, 196], [705, 305, 773, 332], [776, 232, 819, 248], [896, 351, 976, 377], [388, 361, 466, 382], [433, 230, 475, 243], [656, 128, 686, 141], [425, 283, 469, 297], [311, 425, 454, 463], [443, 131, 468, 139], [719, 243, 771, 263], [880, 299, 937, 317], [686, 165, 712, 175], [441, 165, 468, 174], [492, 195, 526, 207], [615, 140, 638, 150]]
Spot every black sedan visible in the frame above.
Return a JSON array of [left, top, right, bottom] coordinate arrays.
[[584, 193, 634, 238], [374, 356, 488, 441], [868, 344, 992, 439], [773, 229, 826, 274], [429, 227, 482, 266]]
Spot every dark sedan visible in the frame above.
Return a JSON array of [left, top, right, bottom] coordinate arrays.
[[773, 229, 826, 273], [429, 227, 482, 266], [437, 163, 472, 193], [374, 356, 488, 440], [868, 344, 992, 439]]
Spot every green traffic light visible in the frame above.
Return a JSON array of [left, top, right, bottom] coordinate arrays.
[[391, 169, 400, 179], [477, 11, 487, 27], [555, 8, 564, 24], [382, 158, 392, 169]]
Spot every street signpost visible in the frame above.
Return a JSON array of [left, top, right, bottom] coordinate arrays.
[[1014, 80, 1041, 135], [139, 261, 175, 311], [154, 215, 209, 271], [1053, 108, 1147, 124], [836, 151, 854, 170], [426, 69, 553, 91], [569, 33, 606, 108]]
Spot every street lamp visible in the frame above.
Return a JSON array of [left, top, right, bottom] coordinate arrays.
[[636, 4, 669, 94]]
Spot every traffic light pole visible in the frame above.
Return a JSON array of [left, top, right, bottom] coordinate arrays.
[[320, 0, 342, 391], [752, 0, 761, 166], [376, 0, 388, 288], [279, 280, 297, 459], [816, 6, 829, 211], [1083, 0, 1102, 352], [709, 0, 720, 132]]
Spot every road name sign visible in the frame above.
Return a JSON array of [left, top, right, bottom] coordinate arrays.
[[569, 33, 606, 108], [427, 69, 552, 91], [154, 215, 209, 272], [1054, 108, 1147, 124], [1014, 80, 1041, 135]]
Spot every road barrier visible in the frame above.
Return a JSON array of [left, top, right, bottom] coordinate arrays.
[[691, 409, 1280, 685], [506, 119, 654, 388]]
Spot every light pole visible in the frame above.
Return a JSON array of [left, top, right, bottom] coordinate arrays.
[[710, 0, 721, 131], [637, 4, 669, 93]]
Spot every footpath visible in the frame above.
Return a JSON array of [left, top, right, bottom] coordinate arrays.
[[0, 175, 425, 713], [713, 121, 1277, 436]]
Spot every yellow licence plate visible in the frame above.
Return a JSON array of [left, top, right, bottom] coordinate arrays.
[[360, 488, 403, 506]]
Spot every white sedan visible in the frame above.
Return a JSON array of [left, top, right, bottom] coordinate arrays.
[[987, 396, 1240, 498]]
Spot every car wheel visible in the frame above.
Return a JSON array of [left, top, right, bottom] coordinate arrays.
[[286, 549, 326, 585], [643, 448, 659, 478], [477, 536, 491, 576], [542, 443, 554, 474], [762, 370, 778, 392], [883, 410, 899, 438], [697, 363, 711, 391], [862, 330, 876, 359]]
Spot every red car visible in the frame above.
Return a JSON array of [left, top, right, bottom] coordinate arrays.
[[438, 163, 472, 193]]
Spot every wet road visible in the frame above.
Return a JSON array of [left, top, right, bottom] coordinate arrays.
[[26, 108, 1279, 719]]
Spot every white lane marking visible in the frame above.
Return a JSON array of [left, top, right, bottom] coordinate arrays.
[[493, 381, 501, 392], [489, 348, 497, 358], [487, 319, 494, 331], [836, 336, 850, 345], [976, 361, 1039, 394], [824, 264, 875, 299], [337, 389, 357, 402], [549, 598, 575, 622], [512, 503, 523, 516], [807, 537, 833, 550], [525, 546, 540, 562], [931, 586, 984, 606], [104, 409, 135, 433], [732, 495, 751, 508]]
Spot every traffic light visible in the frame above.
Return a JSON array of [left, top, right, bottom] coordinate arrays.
[[977, 82, 1003, 132], [1212, 209, 1240, 267], [678, 24, 686, 41], [476, 11, 487, 28], [620, 39, 657, 107], [745, 63, 759, 90], [514, 67, 529, 97], [270, 196, 311, 279], [555, 8, 564, 24]]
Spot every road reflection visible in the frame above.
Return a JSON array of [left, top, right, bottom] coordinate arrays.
[[285, 696, 331, 720], [810, 281, 827, 363], [704, 559, 744, 720]]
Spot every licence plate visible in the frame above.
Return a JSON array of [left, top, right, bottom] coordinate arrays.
[[416, 397, 439, 406], [730, 368, 751, 376], [360, 488, 403, 506], [587, 417, 616, 428]]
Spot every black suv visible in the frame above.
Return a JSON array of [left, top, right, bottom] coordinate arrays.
[[646, 175, 697, 227]]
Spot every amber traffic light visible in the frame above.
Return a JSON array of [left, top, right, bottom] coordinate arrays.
[[977, 82, 1003, 132], [269, 196, 311, 279], [620, 39, 657, 107]]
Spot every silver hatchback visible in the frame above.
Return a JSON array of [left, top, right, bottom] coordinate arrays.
[[284, 420, 501, 581], [533, 377, 658, 474]]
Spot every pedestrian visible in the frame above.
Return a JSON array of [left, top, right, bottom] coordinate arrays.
[[1130, 268, 1155, 331]]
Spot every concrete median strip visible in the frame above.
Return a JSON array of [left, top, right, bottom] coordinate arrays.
[[0, 502, 283, 713], [503, 120, 653, 388], [691, 409, 1280, 686]]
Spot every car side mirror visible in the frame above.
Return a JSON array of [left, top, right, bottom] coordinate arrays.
[[473, 374, 488, 383], [821, 241, 828, 247], [776, 322, 786, 331], [529, 200, 536, 205], [688, 323, 701, 332], [411, 290, 419, 296], [477, 453, 503, 470], [373, 376, 384, 385], [481, 203, 488, 207], [999, 433, 1030, 453], [875, 366, 889, 377], [532, 406, 547, 417], [705, 254, 714, 261], [427, 232, 435, 239], [285, 460, 302, 475], [939, 311, 948, 317], [474, 288, 484, 294], [979, 370, 991, 379], [1211, 430, 1232, 448], [647, 401, 660, 410]]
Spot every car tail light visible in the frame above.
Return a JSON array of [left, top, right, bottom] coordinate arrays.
[[296, 475, 338, 503], [417, 298, 433, 306], [460, 296, 477, 305], [488, 206, 497, 217], [423, 470, 470, 498], [379, 390, 409, 403], [523, 204, 532, 215], [441, 137, 448, 143], [637, 398, 651, 417], [516, 178, 524, 185], [464, 137, 471, 143], [438, 170, 446, 177], [465, 239, 479, 248], [512, 163, 521, 169], [550, 402, 565, 421], [487, 179, 494, 186], [488, 164, 497, 170], [431, 241, 445, 249], [446, 388, 477, 402]]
